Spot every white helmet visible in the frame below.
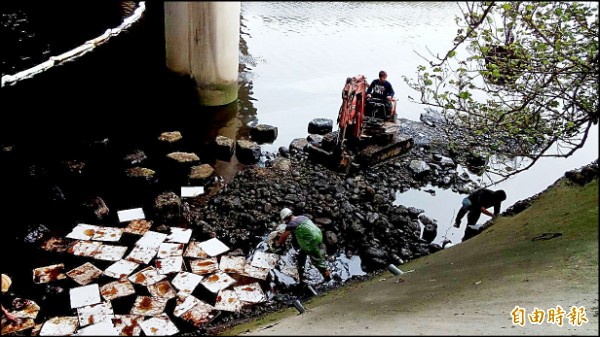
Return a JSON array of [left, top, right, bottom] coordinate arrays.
[[280, 208, 293, 221]]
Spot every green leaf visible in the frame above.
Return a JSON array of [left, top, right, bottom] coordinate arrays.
[[458, 91, 471, 100]]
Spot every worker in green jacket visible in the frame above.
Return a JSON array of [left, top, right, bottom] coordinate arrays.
[[277, 208, 331, 282]]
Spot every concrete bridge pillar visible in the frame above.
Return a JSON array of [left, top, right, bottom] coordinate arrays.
[[164, 2, 240, 106]]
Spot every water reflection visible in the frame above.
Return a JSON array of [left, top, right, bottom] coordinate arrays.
[[394, 183, 467, 245], [239, 1, 462, 154]]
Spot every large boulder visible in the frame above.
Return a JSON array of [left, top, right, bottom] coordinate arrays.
[[409, 160, 431, 179], [212, 135, 235, 160], [236, 140, 261, 164], [125, 167, 157, 184], [250, 124, 278, 144], [289, 138, 308, 153], [154, 191, 182, 224], [189, 164, 215, 186], [308, 118, 333, 135], [420, 214, 438, 244]]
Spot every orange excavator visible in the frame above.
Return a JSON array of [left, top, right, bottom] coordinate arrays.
[[337, 74, 397, 145], [307, 74, 412, 172]]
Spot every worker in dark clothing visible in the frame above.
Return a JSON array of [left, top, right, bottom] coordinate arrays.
[[277, 208, 331, 283], [366, 70, 395, 119], [454, 189, 506, 240]]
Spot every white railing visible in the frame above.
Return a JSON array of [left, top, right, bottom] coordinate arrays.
[[1, 1, 146, 87]]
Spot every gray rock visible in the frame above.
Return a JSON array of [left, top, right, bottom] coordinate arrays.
[[308, 118, 333, 135], [125, 167, 157, 183], [271, 157, 291, 172], [236, 140, 261, 164], [189, 164, 215, 185], [422, 223, 438, 243], [250, 124, 278, 143], [289, 138, 308, 153], [437, 155, 456, 168], [419, 108, 445, 127], [324, 231, 338, 245], [166, 152, 200, 165], [409, 160, 431, 178], [213, 135, 235, 160], [158, 131, 183, 144], [154, 191, 182, 224]]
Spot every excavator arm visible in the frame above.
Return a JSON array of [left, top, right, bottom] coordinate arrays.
[[336, 75, 368, 155]]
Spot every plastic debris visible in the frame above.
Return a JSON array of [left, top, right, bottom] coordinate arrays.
[[198, 238, 230, 257], [387, 264, 404, 276], [33, 263, 67, 284], [189, 258, 219, 275], [214, 289, 242, 312], [183, 242, 209, 259], [200, 272, 236, 293], [218, 255, 247, 274], [234, 282, 266, 304], [147, 280, 177, 299], [39, 316, 79, 336], [139, 314, 179, 336], [103, 259, 140, 279], [67, 262, 103, 286], [165, 227, 193, 244], [76, 301, 115, 327], [117, 208, 145, 223], [122, 219, 152, 236], [130, 296, 168, 317], [181, 186, 204, 198], [293, 299, 305, 314], [128, 266, 167, 286], [100, 279, 136, 301], [155, 256, 184, 275], [251, 251, 279, 269], [157, 243, 184, 258], [170, 271, 204, 295], [111, 314, 143, 336], [70, 284, 101, 309]]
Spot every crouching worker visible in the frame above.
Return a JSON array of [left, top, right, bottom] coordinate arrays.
[[277, 208, 331, 282], [454, 188, 506, 241]]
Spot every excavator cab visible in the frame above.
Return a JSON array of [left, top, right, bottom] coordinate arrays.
[[365, 97, 397, 122]]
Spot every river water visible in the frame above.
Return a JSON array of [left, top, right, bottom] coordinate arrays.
[[238, 2, 598, 245]]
